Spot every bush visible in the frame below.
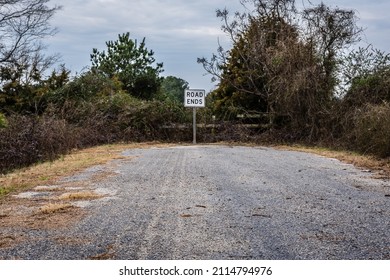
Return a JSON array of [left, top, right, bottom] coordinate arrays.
[[350, 102, 390, 157], [344, 69, 390, 107], [0, 113, 7, 128], [48, 71, 121, 106], [0, 115, 80, 173], [114, 99, 187, 141]]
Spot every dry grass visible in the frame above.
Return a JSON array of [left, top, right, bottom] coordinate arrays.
[[212, 141, 390, 177], [39, 203, 73, 214], [276, 144, 390, 178], [0, 142, 171, 198], [58, 191, 102, 200], [2, 141, 388, 200]]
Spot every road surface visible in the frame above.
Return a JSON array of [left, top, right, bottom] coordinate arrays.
[[1, 145, 389, 259]]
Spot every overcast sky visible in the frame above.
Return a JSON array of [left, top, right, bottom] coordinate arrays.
[[46, 0, 390, 92]]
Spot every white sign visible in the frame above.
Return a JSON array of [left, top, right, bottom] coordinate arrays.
[[184, 89, 206, 108]]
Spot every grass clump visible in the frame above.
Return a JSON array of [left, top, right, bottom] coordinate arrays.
[[39, 203, 73, 214], [58, 191, 102, 200]]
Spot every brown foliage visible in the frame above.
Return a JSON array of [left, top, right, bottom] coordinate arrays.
[[0, 115, 80, 173], [347, 103, 390, 157], [0, 98, 189, 173]]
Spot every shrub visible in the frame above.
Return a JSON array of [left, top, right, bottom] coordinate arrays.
[[0, 113, 7, 128], [0, 115, 80, 173], [351, 102, 390, 157], [0, 90, 194, 174], [48, 71, 121, 106]]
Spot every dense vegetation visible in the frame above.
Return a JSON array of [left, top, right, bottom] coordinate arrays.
[[198, 0, 390, 156], [0, 29, 191, 173], [1, 0, 390, 174]]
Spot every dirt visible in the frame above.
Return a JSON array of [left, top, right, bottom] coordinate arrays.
[[0, 144, 157, 255], [0, 161, 118, 251]]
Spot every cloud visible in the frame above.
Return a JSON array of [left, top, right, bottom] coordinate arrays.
[[53, 0, 229, 36], [46, 0, 244, 88], [45, 0, 390, 90]]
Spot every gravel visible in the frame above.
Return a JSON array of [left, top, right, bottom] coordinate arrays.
[[1, 145, 389, 259]]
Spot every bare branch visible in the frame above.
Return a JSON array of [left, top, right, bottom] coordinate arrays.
[[0, 0, 61, 64]]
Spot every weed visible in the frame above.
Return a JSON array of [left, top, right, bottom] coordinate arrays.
[[58, 191, 102, 200], [39, 203, 73, 214]]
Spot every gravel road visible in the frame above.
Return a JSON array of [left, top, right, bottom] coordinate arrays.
[[1, 145, 389, 259]]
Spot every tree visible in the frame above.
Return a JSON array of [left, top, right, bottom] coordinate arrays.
[[344, 67, 390, 108], [90, 32, 163, 100], [198, 0, 363, 139], [341, 45, 390, 99], [160, 76, 189, 103], [0, 0, 61, 114], [0, 0, 60, 64], [0, 63, 70, 114], [205, 24, 269, 119], [302, 2, 363, 97], [199, 1, 316, 122]]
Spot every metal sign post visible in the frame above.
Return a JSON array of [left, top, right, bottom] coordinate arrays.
[[193, 107, 197, 144], [184, 89, 206, 145]]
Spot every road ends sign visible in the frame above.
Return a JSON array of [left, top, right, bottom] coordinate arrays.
[[184, 89, 206, 108]]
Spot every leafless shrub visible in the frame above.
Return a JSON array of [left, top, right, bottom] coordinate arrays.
[[0, 114, 79, 173], [349, 103, 390, 157]]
